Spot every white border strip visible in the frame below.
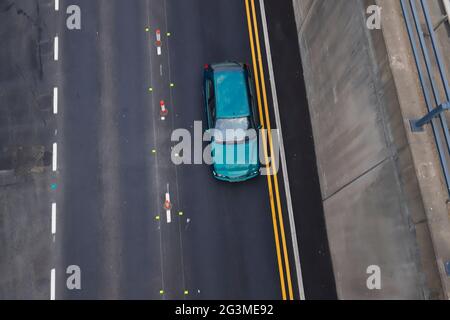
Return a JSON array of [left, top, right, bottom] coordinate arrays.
[[259, 0, 305, 300], [55, 0, 59, 11]]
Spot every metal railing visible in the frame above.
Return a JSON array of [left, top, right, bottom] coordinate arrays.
[[401, 0, 450, 197]]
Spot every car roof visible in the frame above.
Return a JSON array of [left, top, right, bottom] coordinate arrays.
[[212, 66, 251, 119]]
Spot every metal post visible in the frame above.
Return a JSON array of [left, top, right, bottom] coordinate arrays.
[[410, 101, 450, 132]]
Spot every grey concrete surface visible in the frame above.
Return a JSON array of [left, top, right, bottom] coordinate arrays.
[[324, 156, 425, 299], [293, 0, 443, 299], [0, 0, 55, 299], [0, 0, 56, 299]]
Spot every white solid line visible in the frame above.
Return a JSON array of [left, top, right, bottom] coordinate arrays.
[[52, 143, 58, 172], [55, 0, 59, 11], [52, 203, 56, 235], [54, 36, 59, 61], [50, 269, 55, 300], [259, 0, 306, 300], [53, 87, 58, 115]]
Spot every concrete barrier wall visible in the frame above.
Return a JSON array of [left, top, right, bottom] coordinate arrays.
[[292, 0, 443, 299]]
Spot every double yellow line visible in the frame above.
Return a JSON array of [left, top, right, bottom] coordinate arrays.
[[244, 0, 294, 300]]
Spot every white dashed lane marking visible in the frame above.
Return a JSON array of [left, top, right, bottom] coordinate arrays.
[[50, 268, 55, 300], [54, 36, 59, 61], [52, 143, 58, 172], [51, 0, 59, 303], [51, 203, 56, 236], [53, 87, 58, 115]]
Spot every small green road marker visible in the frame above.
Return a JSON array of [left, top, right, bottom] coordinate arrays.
[[51, 183, 58, 190], [184, 290, 189, 295], [160, 290, 164, 295], [170, 83, 175, 88], [178, 211, 184, 216], [167, 32, 171, 37], [148, 87, 153, 92], [152, 149, 157, 154], [145, 27, 150, 32], [155, 215, 160, 221]]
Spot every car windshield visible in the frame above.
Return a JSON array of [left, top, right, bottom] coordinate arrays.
[[215, 117, 251, 143]]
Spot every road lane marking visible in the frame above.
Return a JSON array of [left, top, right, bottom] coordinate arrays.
[[52, 143, 58, 172], [50, 269, 55, 300], [53, 87, 58, 115], [54, 36, 59, 61], [258, 0, 305, 300], [245, 0, 287, 300], [55, 0, 59, 11], [52, 203, 56, 236], [250, 0, 294, 300]]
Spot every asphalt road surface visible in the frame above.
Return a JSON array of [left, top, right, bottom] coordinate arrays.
[[0, 0, 336, 300]]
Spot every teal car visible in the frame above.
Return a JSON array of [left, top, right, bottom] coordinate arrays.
[[203, 62, 261, 182]]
